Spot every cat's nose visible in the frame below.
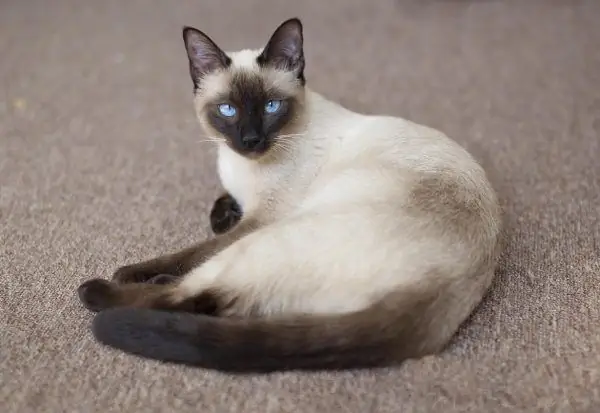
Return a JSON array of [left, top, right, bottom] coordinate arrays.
[[241, 134, 265, 150]]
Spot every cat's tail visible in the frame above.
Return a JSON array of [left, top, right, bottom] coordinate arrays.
[[90, 287, 462, 373]]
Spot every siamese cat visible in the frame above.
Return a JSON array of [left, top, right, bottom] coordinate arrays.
[[77, 18, 502, 373]]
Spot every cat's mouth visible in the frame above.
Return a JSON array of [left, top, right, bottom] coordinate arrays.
[[228, 136, 273, 159]]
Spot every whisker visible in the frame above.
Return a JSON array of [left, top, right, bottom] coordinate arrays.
[[277, 132, 307, 138], [273, 140, 295, 150], [196, 135, 224, 144], [271, 142, 295, 156]]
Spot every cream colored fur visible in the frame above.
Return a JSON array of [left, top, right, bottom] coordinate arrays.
[[175, 49, 501, 329]]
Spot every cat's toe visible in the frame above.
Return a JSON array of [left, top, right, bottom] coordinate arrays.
[[78, 279, 115, 312]]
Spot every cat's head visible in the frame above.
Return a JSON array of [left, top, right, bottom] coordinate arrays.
[[183, 18, 307, 159]]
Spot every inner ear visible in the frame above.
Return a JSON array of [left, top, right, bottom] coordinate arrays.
[[257, 18, 305, 79], [182, 26, 231, 89]]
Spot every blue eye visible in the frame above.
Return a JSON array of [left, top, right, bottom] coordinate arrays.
[[264, 99, 282, 114], [218, 103, 237, 117]]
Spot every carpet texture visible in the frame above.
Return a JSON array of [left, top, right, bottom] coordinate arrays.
[[1, 0, 599, 412]]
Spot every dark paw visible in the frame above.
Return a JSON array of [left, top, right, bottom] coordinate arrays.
[[112, 264, 155, 284], [78, 279, 116, 312], [147, 274, 178, 285], [210, 193, 242, 235]]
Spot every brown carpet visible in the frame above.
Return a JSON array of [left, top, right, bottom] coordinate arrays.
[[1, 0, 599, 412]]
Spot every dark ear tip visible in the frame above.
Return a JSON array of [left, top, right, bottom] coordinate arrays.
[[282, 17, 303, 30], [182, 26, 192, 42], [182, 26, 205, 43]]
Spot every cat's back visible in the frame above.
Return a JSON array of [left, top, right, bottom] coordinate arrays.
[[334, 113, 478, 174], [304, 98, 501, 250], [349, 113, 500, 226], [307, 91, 482, 176]]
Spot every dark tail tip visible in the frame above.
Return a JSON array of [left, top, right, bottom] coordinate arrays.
[[92, 308, 206, 365]]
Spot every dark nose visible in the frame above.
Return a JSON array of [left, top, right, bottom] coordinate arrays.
[[241, 134, 265, 150]]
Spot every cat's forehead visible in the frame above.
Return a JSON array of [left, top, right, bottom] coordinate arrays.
[[196, 48, 301, 105], [228, 49, 263, 70]]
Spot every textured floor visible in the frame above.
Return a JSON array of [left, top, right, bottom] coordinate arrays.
[[1, 0, 599, 412]]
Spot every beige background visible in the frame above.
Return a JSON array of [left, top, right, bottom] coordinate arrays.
[[1, 0, 599, 412]]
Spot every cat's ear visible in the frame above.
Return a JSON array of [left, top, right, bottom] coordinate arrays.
[[182, 26, 231, 88], [258, 18, 305, 81]]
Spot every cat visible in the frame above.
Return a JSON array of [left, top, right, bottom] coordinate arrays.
[[77, 17, 502, 373]]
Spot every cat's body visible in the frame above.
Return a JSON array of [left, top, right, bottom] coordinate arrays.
[[203, 86, 499, 318], [78, 18, 502, 372]]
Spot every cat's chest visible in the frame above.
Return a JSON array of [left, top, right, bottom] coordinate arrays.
[[217, 147, 262, 214]]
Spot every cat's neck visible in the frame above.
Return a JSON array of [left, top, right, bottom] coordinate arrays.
[[302, 89, 358, 138], [214, 89, 357, 218]]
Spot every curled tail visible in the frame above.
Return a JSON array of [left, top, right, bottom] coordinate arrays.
[[90, 286, 466, 373]]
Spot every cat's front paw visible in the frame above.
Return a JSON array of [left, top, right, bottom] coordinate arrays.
[[111, 264, 156, 284], [210, 193, 242, 235], [77, 279, 116, 312]]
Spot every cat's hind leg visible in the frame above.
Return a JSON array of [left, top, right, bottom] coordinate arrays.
[[174, 210, 386, 318]]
